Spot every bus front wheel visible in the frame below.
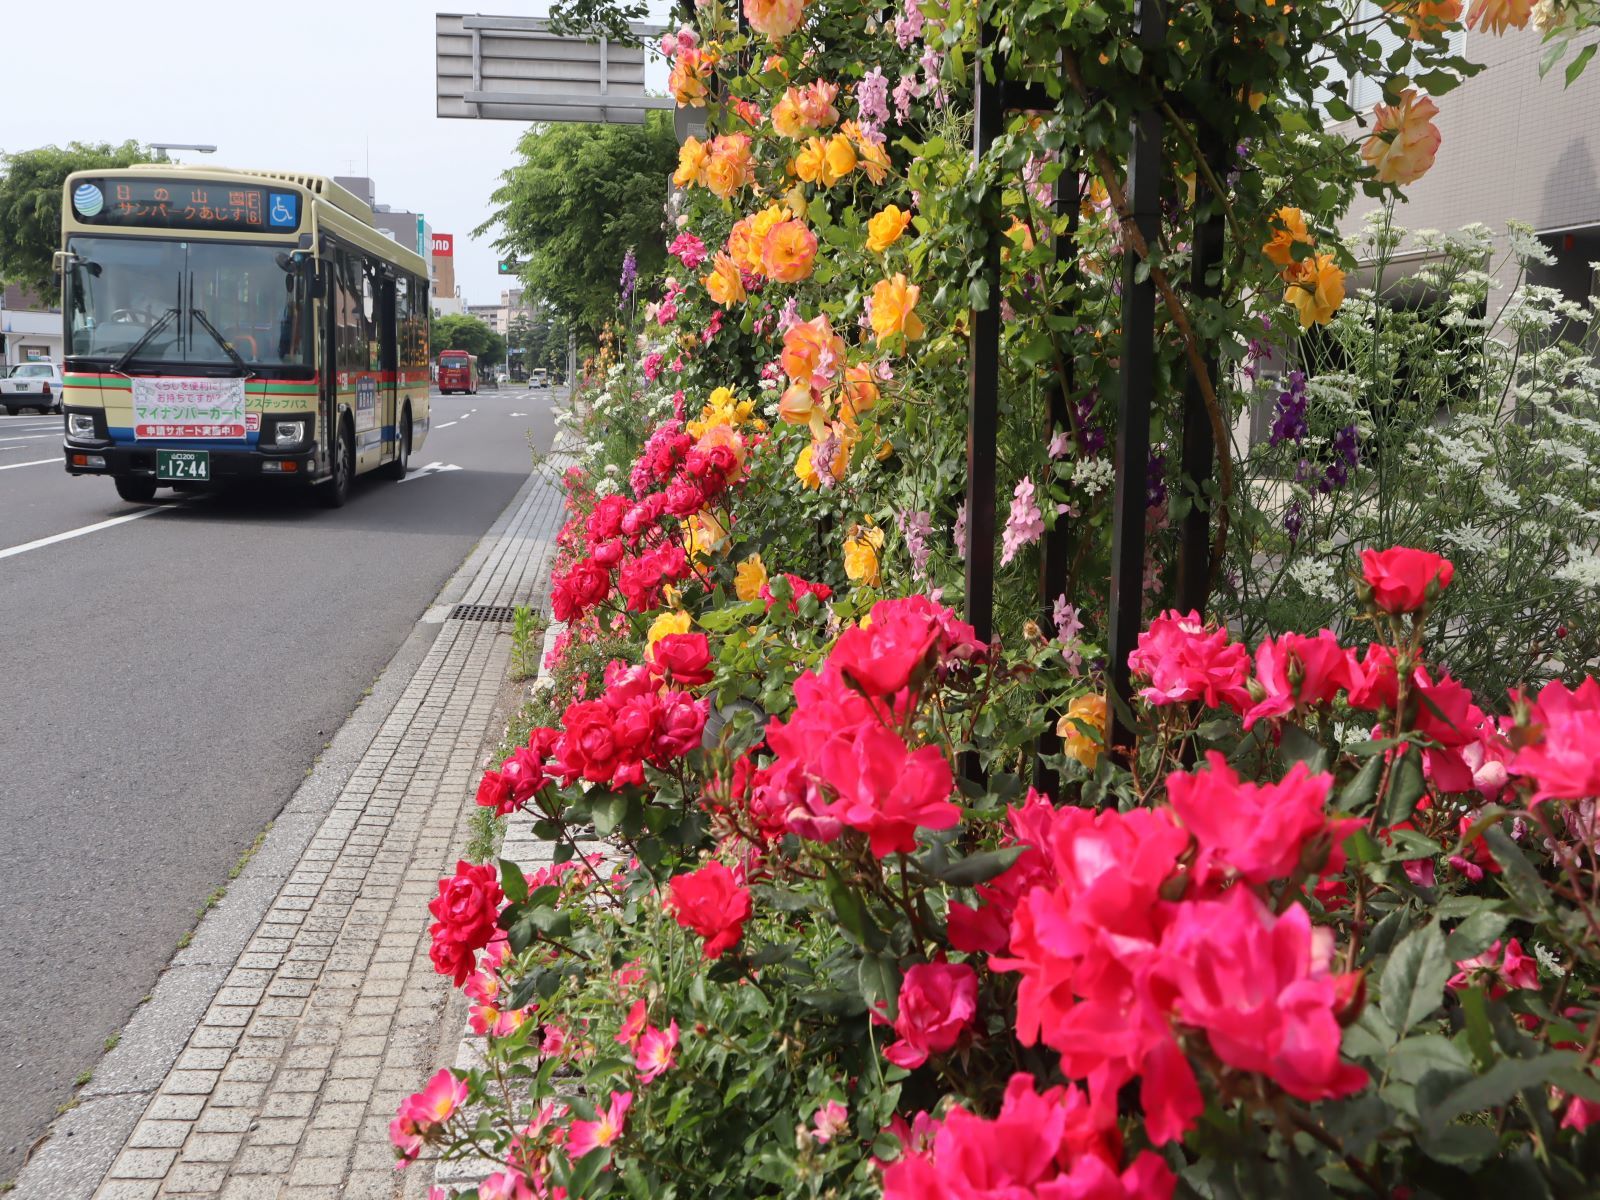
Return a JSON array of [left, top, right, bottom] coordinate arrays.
[[114, 476, 158, 504], [319, 424, 354, 509]]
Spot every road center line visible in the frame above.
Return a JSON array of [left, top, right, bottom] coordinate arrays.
[[436, 420, 459, 428], [0, 504, 172, 561], [0, 434, 57, 444], [0, 457, 60, 471]]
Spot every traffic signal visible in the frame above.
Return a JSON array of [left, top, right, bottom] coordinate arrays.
[[498, 261, 521, 275]]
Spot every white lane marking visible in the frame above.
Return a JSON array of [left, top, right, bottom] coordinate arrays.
[[0, 457, 59, 471], [398, 462, 464, 483], [0, 504, 171, 561], [436, 420, 459, 429], [508, 411, 527, 417], [0, 434, 58, 444]]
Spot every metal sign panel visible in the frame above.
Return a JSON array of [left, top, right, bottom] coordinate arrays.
[[436, 13, 672, 125]]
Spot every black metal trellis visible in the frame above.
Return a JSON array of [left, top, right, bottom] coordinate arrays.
[[964, 0, 1227, 769]]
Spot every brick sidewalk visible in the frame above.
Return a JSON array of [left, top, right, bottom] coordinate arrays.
[[17, 461, 571, 1200]]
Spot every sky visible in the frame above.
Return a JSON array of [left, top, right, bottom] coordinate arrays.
[[1, 0, 671, 306]]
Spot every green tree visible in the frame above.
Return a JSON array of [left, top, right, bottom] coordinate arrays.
[[479, 111, 676, 347], [430, 313, 507, 367], [0, 141, 152, 294]]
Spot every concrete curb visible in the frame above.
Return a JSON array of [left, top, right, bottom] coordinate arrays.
[[12, 469, 548, 1200]]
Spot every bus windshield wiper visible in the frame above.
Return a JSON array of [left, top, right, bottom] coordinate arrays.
[[190, 307, 249, 372], [112, 307, 180, 372]]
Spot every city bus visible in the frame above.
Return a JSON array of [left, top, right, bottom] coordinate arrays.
[[57, 166, 431, 506], [437, 349, 478, 395]]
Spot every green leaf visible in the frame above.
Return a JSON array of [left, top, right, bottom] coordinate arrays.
[[824, 864, 885, 952], [920, 846, 1027, 887], [858, 954, 901, 1021], [1416, 1122, 1500, 1167], [1381, 745, 1426, 826], [1460, 985, 1495, 1068], [1336, 753, 1385, 814], [1566, 42, 1598, 86], [1388, 1034, 1472, 1084], [1279, 723, 1329, 774], [1380, 921, 1450, 1033], [1421, 1052, 1580, 1132], [1445, 909, 1509, 961], [1485, 824, 1552, 916], [499, 858, 529, 904], [590, 796, 626, 837]]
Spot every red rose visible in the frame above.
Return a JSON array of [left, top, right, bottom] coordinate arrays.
[[591, 537, 625, 568], [556, 700, 622, 784], [831, 605, 941, 697], [652, 692, 708, 760], [649, 632, 714, 687], [875, 961, 978, 1068], [569, 559, 612, 608], [1360, 546, 1454, 614], [427, 861, 504, 986], [475, 768, 513, 814], [587, 494, 630, 543], [610, 694, 660, 757], [663, 479, 704, 518], [667, 861, 752, 959]]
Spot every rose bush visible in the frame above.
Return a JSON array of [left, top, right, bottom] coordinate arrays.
[[405, 0, 1600, 1194]]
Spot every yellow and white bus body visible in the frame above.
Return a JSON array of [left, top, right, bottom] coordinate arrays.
[[58, 167, 431, 505]]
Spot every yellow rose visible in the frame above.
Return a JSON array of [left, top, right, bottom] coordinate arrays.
[[1285, 254, 1346, 328], [1360, 88, 1441, 185], [794, 443, 822, 489], [1055, 694, 1108, 770], [734, 553, 768, 602], [673, 137, 710, 189], [702, 253, 747, 307], [772, 89, 808, 139], [869, 274, 926, 344], [824, 133, 857, 181], [761, 219, 819, 283], [793, 136, 830, 185], [866, 205, 912, 253], [647, 610, 693, 646], [842, 522, 884, 588]]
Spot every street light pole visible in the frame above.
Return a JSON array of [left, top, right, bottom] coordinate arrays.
[[149, 143, 218, 162]]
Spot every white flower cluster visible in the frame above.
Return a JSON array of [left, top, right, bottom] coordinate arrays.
[[1556, 552, 1600, 590], [1072, 457, 1115, 496], [1287, 556, 1345, 604]]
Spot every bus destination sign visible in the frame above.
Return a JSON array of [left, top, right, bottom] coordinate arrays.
[[70, 178, 302, 234]]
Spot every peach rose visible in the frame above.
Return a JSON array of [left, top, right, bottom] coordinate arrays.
[[780, 314, 845, 388], [824, 134, 857, 181], [869, 275, 926, 344], [761, 219, 819, 282], [839, 364, 880, 425], [866, 205, 912, 254], [1386, 0, 1463, 37], [772, 89, 808, 139], [674, 137, 710, 189], [1360, 89, 1441, 185], [1263, 206, 1315, 277], [1466, 0, 1532, 33], [744, 0, 806, 40], [705, 135, 754, 199]]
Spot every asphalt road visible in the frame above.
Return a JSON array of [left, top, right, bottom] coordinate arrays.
[[0, 386, 558, 1178]]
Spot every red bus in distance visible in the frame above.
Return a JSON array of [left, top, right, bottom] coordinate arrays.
[[437, 350, 478, 395]]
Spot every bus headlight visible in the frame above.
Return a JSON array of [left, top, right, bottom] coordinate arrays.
[[274, 421, 307, 447], [67, 414, 97, 439]]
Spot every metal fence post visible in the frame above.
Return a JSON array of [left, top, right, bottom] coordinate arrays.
[[1106, 0, 1165, 751]]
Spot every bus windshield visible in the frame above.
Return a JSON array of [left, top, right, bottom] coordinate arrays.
[[65, 236, 310, 369]]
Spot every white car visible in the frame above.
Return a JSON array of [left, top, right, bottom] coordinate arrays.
[[0, 362, 64, 414]]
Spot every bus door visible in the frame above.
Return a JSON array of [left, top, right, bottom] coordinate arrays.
[[319, 258, 338, 480], [378, 275, 399, 465]]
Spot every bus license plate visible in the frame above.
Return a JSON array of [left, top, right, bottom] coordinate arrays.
[[157, 450, 210, 481]]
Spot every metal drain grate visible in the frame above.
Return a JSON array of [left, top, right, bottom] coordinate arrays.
[[449, 604, 522, 623]]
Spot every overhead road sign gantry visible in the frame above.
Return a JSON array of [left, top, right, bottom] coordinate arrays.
[[436, 13, 673, 126]]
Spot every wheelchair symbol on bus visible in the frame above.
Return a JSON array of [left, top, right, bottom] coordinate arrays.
[[268, 193, 299, 229]]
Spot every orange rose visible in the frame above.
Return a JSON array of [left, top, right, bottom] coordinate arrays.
[[1285, 254, 1346, 328], [669, 52, 713, 107], [1360, 88, 1441, 185], [1263, 206, 1315, 277], [869, 275, 925, 344], [778, 382, 827, 434], [1466, 0, 1531, 32], [702, 253, 748, 307], [744, 0, 806, 40], [780, 314, 845, 388], [866, 205, 912, 253], [760, 219, 819, 282], [1385, 0, 1463, 36], [839, 364, 880, 425]]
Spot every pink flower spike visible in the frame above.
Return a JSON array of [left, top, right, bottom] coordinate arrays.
[[812, 1099, 849, 1143], [567, 1090, 634, 1160], [635, 1019, 681, 1084]]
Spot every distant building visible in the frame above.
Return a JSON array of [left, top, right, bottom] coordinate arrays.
[[334, 175, 445, 306], [1, 283, 63, 367], [466, 289, 532, 336]]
